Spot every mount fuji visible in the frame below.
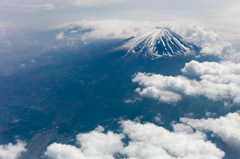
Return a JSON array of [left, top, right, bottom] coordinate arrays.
[[118, 27, 197, 60]]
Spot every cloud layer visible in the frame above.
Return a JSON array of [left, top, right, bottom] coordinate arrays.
[[45, 120, 225, 159], [49, 20, 159, 42], [45, 112, 240, 159]]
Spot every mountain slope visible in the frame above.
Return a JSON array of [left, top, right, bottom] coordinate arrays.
[[118, 27, 196, 60]]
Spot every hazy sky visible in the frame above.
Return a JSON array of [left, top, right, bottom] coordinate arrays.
[[1, 0, 240, 35]]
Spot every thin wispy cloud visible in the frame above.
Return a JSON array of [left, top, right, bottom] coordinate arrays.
[[1, 1, 56, 12], [71, 0, 124, 7], [20, 4, 56, 12]]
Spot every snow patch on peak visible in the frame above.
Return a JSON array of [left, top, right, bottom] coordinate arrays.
[[120, 27, 195, 60]]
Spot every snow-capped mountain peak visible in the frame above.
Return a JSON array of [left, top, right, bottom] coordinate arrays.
[[119, 27, 195, 59]]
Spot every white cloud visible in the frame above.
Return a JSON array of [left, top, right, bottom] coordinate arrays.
[[181, 112, 240, 148], [181, 60, 240, 104], [134, 85, 182, 104], [181, 60, 240, 78], [121, 121, 224, 159], [124, 97, 142, 104], [45, 121, 225, 159], [45, 125, 124, 159], [75, 126, 124, 158], [55, 32, 64, 40], [173, 25, 232, 57], [0, 140, 27, 159], [132, 60, 240, 105], [45, 143, 86, 159], [173, 25, 240, 61], [72, 0, 124, 7]]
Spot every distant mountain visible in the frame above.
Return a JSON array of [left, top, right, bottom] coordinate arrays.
[[118, 27, 196, 60]]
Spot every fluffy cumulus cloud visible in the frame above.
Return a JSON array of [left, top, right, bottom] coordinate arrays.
[[181, 60, 240, 77], [173, 25, 233, 57], [181, 60, 240, 104], [45, 125, 125, 159], [45, 121, 225, 159], [0, 140, 27, 159], [132, 60, 240, 105], [72, 0, 124, 7], [173, 26, 240, 61], [181, 112, 240, 149], [122, 121, 225, 159], [45, 112, 240, 158]]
